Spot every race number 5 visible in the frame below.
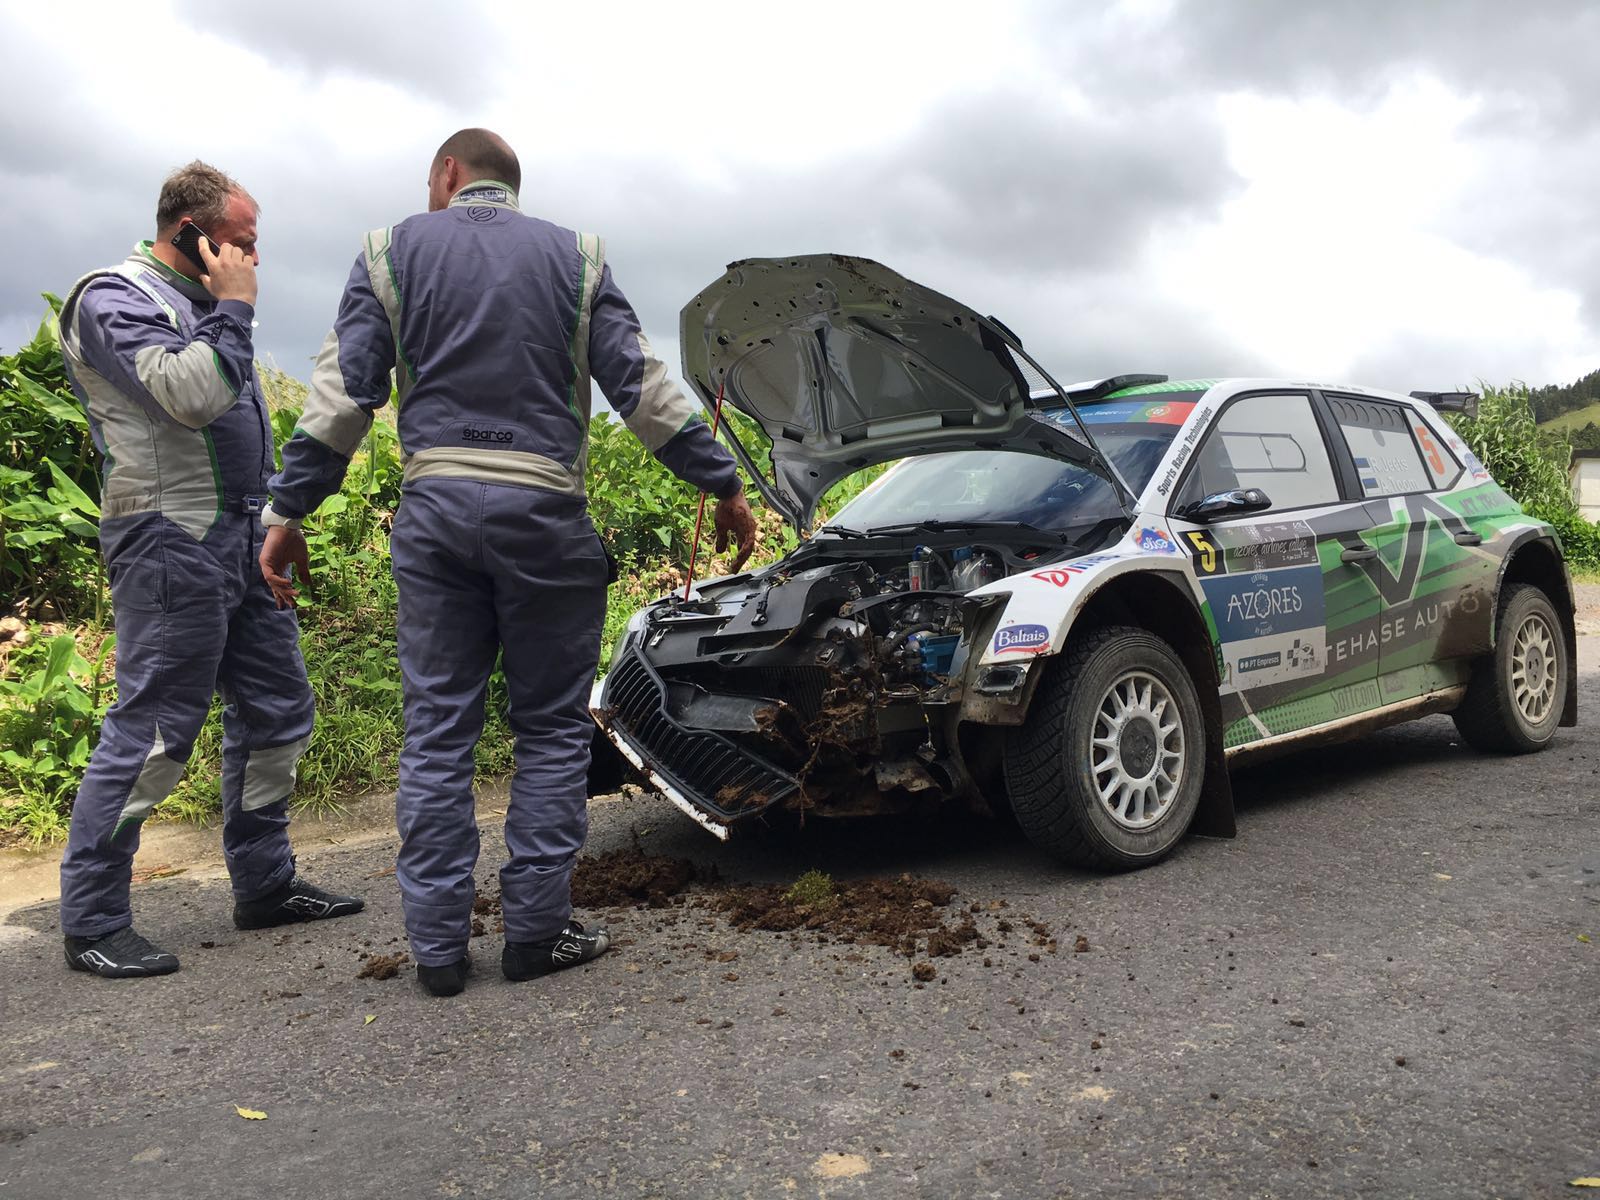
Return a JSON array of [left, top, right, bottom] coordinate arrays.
[[1414, 423, 1447, 477], [1182, 529, 1222, 575]]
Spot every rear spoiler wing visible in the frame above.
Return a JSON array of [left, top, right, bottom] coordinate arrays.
[[1410, 390, 1479, 416]]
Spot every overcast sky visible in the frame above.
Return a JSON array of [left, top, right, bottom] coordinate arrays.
[[2, 0, 1595, 409]]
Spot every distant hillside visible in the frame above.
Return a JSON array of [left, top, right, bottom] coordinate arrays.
[[1542, 399, 1600, 434], [1531, 367, 1600, 424]]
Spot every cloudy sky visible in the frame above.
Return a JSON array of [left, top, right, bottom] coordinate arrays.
[[2, 0, 1595, 408]]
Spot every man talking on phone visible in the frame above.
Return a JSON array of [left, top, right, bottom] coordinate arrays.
[[262, 129, 757, 996], [55, 161, 363, 979]]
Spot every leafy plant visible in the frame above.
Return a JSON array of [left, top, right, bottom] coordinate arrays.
[[1448, 384, 1600, 569]]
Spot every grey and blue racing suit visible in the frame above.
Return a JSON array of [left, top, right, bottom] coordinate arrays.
[[267, 182, 738, 966], [57, 243, 312, 938]]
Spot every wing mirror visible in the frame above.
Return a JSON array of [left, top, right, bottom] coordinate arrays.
[[1178, 488, 1272, 522]]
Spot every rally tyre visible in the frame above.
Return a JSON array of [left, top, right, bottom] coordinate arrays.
[[1452, 582, 1566, 754], [1003, 625, 1205, 870]]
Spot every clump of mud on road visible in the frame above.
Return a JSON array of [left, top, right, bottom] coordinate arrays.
[[571, 846, 701, 908], [562, 846, 1061, 975], [356, 951, 409, 980]]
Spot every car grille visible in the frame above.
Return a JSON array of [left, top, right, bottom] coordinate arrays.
[[603, 648, 799, 821], [714, 665, 832, 723]]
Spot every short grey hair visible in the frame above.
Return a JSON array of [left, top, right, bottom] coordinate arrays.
[[155, 160, 258, 232]]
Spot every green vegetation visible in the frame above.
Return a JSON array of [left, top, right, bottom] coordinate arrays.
[[782, 869, 838, 907], [1447, 384, 1600, 570]]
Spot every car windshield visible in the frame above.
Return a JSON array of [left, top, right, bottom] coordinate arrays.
[[828, 400, 1197, 535]]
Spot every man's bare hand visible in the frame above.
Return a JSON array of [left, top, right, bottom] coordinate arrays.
[[197, 238, 258, 307], [260, 525, 312, 609], [713, 490, 758, 572]]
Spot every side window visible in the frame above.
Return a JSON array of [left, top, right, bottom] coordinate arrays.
[[1409, 412, 1463, 490], [1176, 393, 1341, 513], [1327, 396, 1436, 497]]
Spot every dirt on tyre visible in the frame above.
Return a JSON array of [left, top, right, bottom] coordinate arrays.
[[1003, 625, 1206, 870], [1452, 582, 1567, 753]]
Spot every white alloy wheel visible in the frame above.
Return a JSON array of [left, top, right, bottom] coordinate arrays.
[[1091, 670, 1186, 831], [1509, 610, 1558, 725]]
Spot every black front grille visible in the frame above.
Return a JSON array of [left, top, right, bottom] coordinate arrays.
[[603, 648, 798, 821], [714, 665, 832, 723]]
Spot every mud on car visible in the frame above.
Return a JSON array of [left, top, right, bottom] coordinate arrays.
[[588, 255, 1578, 869]]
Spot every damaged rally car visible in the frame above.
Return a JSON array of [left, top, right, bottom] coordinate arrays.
[[589, 254, 1577, 869]]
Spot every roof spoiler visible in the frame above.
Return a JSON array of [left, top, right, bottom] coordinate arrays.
[[1029, 373, 1169, 404], [1409, 390, 1479, 416]]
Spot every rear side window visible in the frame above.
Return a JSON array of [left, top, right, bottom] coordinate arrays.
[[1327, 395, 1433, 497], [1407, 411, 1463, 489], [1177, 393, 1341, 513]]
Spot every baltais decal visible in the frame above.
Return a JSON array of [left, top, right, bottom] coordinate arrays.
[[993, 624, 1050, 655]]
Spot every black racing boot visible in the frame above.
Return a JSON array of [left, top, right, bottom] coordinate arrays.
[[233, 876, 365, 930], [418, 955, 471, 997], [64, 926, 180, 978], [502, 920, 611, 982]]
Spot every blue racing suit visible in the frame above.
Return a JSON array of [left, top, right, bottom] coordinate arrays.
[[56, 244, 312, 938], [267, 182, 738, 965]]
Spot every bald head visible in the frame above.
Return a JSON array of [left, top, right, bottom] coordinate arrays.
[[431, 127, 520, 192]]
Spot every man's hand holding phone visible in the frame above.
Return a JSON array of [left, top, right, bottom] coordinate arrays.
[[195, 237, 258, 307]]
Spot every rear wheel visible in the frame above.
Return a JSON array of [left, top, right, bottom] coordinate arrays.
[[1452, 582, 1566, 753], [1003, 625, 1205, 870]]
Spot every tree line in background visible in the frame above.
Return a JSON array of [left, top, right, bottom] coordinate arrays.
[[2, 301, 1596, 841]]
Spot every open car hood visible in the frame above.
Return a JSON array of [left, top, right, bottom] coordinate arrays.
[[680, 254, 1109, 530]]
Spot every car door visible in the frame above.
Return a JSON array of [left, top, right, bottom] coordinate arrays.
[[1321, 393, 1496, 702], [1169, 391, 1382, 749]]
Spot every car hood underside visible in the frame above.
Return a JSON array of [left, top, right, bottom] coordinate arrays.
[[679, 253, 1103, 528]]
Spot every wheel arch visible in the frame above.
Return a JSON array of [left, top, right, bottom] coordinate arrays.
[[1496, 532, 1578, 727], [1067, 571, 1236, 838]]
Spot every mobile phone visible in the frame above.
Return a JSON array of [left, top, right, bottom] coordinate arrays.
[[170, 223, 221, 274]]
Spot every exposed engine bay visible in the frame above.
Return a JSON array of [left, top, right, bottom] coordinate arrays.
[[595, 526, 1115, 826]]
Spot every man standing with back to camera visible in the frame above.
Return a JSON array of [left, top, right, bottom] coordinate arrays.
[[262, 129, 757, 996], [56, 162, 364, 978]]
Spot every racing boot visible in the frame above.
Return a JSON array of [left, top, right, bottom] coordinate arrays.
[[65, 926, 180, 978], [233, 876, 365, 930], [502, 919, 611, 982], [418, 955, 471, 997]]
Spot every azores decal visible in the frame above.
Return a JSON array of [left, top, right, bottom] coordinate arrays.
[[993, 624, 1050, 655], [1196, 519, 1326, 692], [1202, 565, 1326, 691]]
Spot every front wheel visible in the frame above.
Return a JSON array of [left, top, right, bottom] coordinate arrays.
[[1003, 625, 1206, 870], [1452, 582, 1567, 753]]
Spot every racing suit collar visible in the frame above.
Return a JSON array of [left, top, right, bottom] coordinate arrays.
[[132, 241, 213, 305], [448, 181, 520, 211]]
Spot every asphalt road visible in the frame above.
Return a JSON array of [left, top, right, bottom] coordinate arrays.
[[2, 630, 1596, 1198]]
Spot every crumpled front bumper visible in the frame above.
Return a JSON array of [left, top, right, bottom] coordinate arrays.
[[588, 643, 801, 839]]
